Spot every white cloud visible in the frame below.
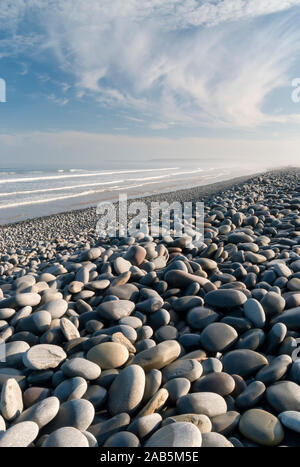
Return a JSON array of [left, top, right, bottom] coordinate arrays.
[[1, 1, 300, 128]]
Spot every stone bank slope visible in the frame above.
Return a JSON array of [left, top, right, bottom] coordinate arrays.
[[0, 169, 300, 446]]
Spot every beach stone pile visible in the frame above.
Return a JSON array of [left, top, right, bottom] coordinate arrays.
[[0, 169, 300, 447]]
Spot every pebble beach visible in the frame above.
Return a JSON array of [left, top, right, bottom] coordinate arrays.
[[0, 167, 300, 447]]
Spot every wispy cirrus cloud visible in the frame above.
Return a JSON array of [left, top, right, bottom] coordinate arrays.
[[1, 1, 300, 128]]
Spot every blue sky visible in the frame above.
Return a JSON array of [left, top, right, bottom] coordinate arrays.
[[1, 0, 300, 169]]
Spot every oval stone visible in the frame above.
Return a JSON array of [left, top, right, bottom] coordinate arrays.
[[239, 409, 284, 446], [267, 381, 300, 412], [132, 340, 181, 371], [0, 421, 39, 447], [108, 365, 145, 415], [97, 300, 135, 320], [23, 344, 67, 370], [200, 323, 238, 353], [145, 422, 202, 447], [205, 290, 247, 309], [87, 342, 129, 369], [221, 350, 268, 378], [61, 358, 101, 380], [177, 392, 227, 418], [43, 426, 89, 447]]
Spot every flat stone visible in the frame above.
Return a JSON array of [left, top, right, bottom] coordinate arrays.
[[60, 318, 80, 341], [239, 409, 284, 446], [145, 422, 202, 447], [271, 306, 300, 330], [187, 307, 219, 330], [177, 392, 227, 418], [136, 388, 169, 418], [163, 414, 212, 433], [2, 340, 30, 368], [0, 421, 39, 447], [87, 342, 129, 369], [261, 292, 285, 317], [221, 349, 268, 378], [124, 245, 146, 266], [108, 365, 145, 415], [89, 412, 130, 445], [211, 411, 240, 436], [43, 399, 95, 433], [83, 385, 107, 410], [61, 358, 101, 380], [23, 344, 67, 370], [236, 381, 266, 410], [97, 300, 135, 320], [54, 377, 88, 402], [132, 340, 181, 371], [278, 411, 300, 433], [12, 396, 60, 428], [23, 387, 51, 408], [201, 432, 233, 447], [200, 323, 238, 352], [287, 278, 300, 291], [104, 431, 141, 447], [142, 369, 162, 403], [43, 426, 89, 447], [192, 372, 235, 396], [162, 359, 202, 383], [127, 413, 162, 439], [0, 378, 23, 421], [205, 290, 247, 309], [39, 299, 68, 319], [163, 378, 190, 402], [243, 298, 266, 328], [267, 381, 300, 412]]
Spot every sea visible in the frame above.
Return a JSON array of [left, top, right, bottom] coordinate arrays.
[[0, 164, 259, 225]]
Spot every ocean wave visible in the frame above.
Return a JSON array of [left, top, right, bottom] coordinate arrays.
[[0, 167, 180, 184]]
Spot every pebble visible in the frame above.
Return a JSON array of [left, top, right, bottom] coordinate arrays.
[[23, 344, 66, 370], [43, 426, 89, 447], [278, 411, 300, 433], [243, 298, 266, 328], [108, 365, 145, 415], [12, 396, 60, 428], [177, 392, 227, 418], [43, 399, 95, 433], [0, 421, 39, 447], [200, 323, 238, 352], [145, 422, 202, 447], [205, 289, 247, 309], [239, 409, 284, 446], [192, 372, 235, 396], [61, 358, 101, 380], [161, 359, 202, 383], [0, 378, 23, 421], [97, 300, 135, 320], [201, 432, 234, 447], [132, 340, 181, 371], [54, 377, 88, 402], [87, 342, 129, 369], [267, 381, 300, 412], [221, 349, 268, 378], [127, 413, 162, 439], [104, 431, 141, 447]]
